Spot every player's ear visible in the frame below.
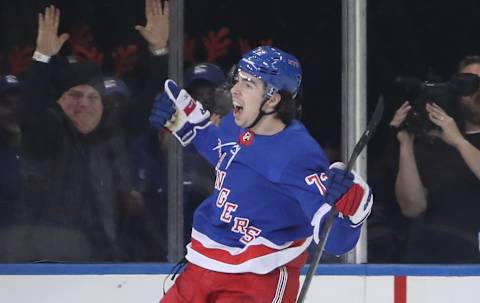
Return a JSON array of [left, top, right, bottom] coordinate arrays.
[[267, 93, 281, 108]]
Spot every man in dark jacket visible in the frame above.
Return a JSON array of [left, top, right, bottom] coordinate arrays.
[[3, 5, 135, 262]]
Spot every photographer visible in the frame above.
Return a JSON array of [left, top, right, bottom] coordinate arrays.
[[391, 56, 480, 263]]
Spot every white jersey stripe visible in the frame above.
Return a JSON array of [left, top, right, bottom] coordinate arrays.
[[191, 228, 297, 254], [273, 266, 288, 303], [185, 236, 312, 274]]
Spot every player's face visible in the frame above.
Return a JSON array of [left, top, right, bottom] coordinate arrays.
[[230, 70, 266, 128], [58, 84, 103, 134]]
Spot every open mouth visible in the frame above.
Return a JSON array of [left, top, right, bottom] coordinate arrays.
[[233, 101, 243, 115]]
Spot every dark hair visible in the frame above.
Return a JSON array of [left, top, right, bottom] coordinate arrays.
[[275, 91, 300, 125], [458, 55, 480, 72]]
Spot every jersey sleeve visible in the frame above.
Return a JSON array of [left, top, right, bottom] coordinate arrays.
[[279, 147, 361, 255], [192, 123, 221, 165], [192, 113, 240, 166]]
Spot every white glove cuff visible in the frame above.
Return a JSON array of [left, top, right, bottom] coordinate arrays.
[[348, 170, 373, 227], [310, 203, 333, 244]]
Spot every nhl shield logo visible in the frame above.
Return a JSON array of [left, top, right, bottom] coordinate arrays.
[[239, 130, 255, 146]]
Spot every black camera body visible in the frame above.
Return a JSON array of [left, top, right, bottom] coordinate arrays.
[[403, 81, 453, 135], [398, 73, 479, 135]]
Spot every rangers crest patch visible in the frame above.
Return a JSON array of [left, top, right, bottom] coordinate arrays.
[[239, 130, 255, 146]]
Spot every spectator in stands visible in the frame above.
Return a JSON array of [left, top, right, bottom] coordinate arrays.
[[391, 55, 480, 263], [0, 5, 141, 262], [184, 62, 231, 125]]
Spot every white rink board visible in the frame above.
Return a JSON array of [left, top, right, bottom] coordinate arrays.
[[0, 264, 479, 303], [299, 276, 394, 303], [0, 275, 164, 303], [407, 276, 480, 303], [3, 275, 377, 303]]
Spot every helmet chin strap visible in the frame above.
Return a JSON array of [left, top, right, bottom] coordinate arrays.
[[246, 98, 277, 129]]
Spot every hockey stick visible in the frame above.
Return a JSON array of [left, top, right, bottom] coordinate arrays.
[[297, 96, 384, 303]]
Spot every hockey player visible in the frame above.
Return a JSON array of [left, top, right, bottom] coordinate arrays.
[[150, 46, 373, 302]]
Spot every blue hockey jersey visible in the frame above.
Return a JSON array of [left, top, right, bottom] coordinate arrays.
[[185, 113, 362, 274]]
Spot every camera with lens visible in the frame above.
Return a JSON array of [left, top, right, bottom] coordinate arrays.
[[397, 73, 480, 135]]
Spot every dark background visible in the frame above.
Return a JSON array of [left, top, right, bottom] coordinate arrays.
[[1, 0, 480, 262]]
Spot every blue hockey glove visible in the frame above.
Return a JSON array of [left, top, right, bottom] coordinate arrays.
[[324, 162, 373, 228], [149, 92, 176, 129], [324, 164, 354, 206], [161, 79, 211, 146], [149, 79, 212, 146]]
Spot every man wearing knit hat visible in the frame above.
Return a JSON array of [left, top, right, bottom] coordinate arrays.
[[53, 60, 105, 134], [2, 1, 173, 262], [4, 5, 133, 262]]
